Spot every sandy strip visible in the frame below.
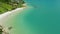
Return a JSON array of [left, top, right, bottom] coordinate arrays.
[[0, 3, 27, 20], [0, 3, 27, 21], [0, 7, 26, 34], [0, 4, 32, 34], [0, 3, 27, 27], [0, 8, 23, 19], [0, 6, 26, 25]]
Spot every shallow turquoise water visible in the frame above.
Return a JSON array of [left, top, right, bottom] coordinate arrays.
[[11, 0, 60, 34]]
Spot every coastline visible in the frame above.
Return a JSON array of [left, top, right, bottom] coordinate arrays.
[[0, 4, 27, 27], [0, 3, 33, 34], [0, 4, 27, 34]]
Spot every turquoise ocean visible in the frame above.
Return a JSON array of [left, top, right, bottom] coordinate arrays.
[[6, 0, 60, 34]]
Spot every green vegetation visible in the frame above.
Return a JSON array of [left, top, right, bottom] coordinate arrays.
[[0, 0, 25, 14]]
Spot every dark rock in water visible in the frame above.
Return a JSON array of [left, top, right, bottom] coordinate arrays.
[[8, 26, 13, 30]]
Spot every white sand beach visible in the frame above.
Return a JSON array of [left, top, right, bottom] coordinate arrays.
[[0, 8, 24, 24], [0, 8, 25, 32], [0, 4, 27, 34], [0, 3, 33, 34], [0, 3, 27, 24]]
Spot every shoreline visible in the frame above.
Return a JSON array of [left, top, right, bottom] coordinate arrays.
[[0, 8, 24, 20], [0, 4, 27, 26], [0, 8, 24, 18], [0, 3, 33, 34], [0, 4, 27, 19], [0, 4, 27, 33]]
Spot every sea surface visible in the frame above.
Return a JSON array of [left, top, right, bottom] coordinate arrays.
[[6, 0, 60, 34]]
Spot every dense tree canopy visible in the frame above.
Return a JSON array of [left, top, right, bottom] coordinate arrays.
[[0, 0, 10, 2], [0, 0, 25, 14]]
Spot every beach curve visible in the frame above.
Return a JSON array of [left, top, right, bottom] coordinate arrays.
[[0, 4, 27, 27]]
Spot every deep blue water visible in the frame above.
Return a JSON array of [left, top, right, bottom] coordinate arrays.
[[13, 0, 60, 34]]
